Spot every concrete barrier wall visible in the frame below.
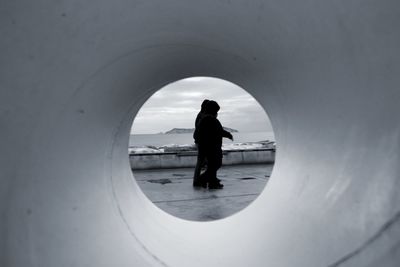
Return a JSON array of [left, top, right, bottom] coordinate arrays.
[[130, 149, 275, 170]]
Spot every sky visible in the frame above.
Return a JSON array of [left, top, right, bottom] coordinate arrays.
[[131, 77, 274, 134]]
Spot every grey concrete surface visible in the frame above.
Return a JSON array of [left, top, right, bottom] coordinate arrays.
[[133, 164, 272, 221], [1, 1, 400, 267]]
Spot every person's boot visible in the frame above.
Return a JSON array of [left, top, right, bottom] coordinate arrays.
[[193, 180, 207, 188], [208, 179, 223, 189], [193, 174, 208, 188], [193, 179, 201, 187]]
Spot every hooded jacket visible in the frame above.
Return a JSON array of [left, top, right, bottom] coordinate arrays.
[[197, 101, 232, 155]]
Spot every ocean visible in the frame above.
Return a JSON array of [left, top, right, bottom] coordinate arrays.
[[129, 131, 275, 147]]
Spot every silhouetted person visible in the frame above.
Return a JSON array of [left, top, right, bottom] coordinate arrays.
[[196, 100, 233, 189], [193, 99, 209, 186]]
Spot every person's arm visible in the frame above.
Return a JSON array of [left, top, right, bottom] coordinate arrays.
[[218, 121, 233, 141], [222, 129, 233, 141], [194, 113, 202, 128]]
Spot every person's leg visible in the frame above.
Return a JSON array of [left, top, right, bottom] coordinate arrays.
[[193, 156, 203, 186], [197, 169, 208, 188], [193, 145, 206, 187], [207, 154, 223, 189]]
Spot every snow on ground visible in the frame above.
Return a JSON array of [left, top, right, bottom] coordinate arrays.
[[129, 141, 275, 154]]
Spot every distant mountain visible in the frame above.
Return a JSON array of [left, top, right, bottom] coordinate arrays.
[[222, 127, 239, 133], [164, 127, 238, 134], [164, 128, 195, 134]]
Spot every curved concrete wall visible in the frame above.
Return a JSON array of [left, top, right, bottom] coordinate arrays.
[[1, 1, 400, 266]]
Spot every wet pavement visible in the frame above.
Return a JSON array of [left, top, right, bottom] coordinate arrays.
[[132, 164, 274, 221]]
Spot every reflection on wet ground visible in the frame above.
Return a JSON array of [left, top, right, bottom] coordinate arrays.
[[132, 164, 273, 221]]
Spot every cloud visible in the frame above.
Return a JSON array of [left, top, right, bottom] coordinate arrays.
[[182, 77, 207, 82], [177, 91, 207, 98], [131, 77, 273, 134]]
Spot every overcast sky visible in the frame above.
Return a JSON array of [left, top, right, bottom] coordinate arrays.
[[131, 77, 273, 134]]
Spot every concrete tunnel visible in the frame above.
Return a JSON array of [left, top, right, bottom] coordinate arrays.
[[1, 0, 400, 266]]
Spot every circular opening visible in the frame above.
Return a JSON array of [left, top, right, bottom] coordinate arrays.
[[129, 77, 275, 221]]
